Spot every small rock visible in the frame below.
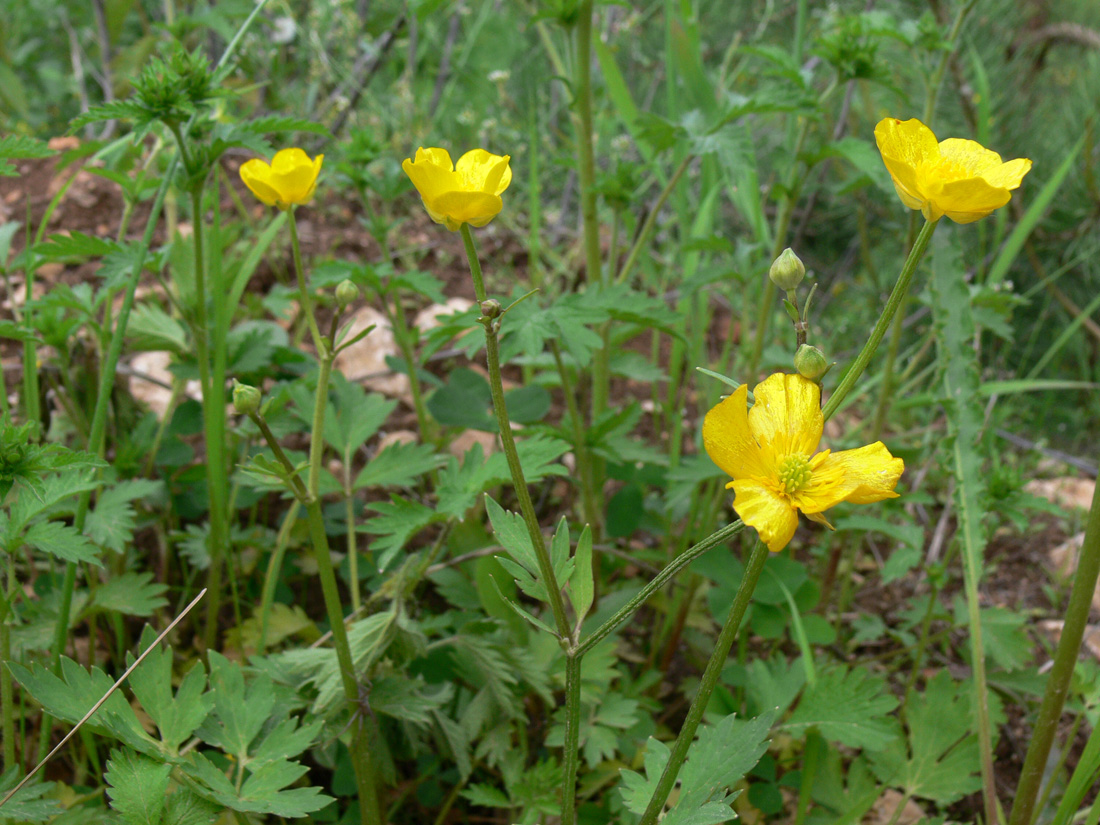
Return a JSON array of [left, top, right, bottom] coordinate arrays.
[[1048, 533, 1100, 612], [332, 305, 410, 402], [376, 430, 418, 450], [129, 351, 200, 418], [1026, 477, 1096, 512], [447, 429, 495, 458]]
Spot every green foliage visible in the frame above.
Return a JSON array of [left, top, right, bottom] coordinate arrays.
[[621, 712, 772, 825], [785, 666, 899, 752], [868, 672, 982, 804]]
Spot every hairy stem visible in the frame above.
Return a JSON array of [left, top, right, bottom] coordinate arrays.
[[638, 541, 769, 825], [1009, 474, 1100, 825], [822, 218, 938, 420], [460, 224, 571, 638]]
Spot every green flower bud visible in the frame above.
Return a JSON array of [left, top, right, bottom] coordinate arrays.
[[480, 299, 502, 319], [794, 344, 829, 382], [335, 279, 360, 307], [232, 380, 262, 416], [769, 248, 805, 291]]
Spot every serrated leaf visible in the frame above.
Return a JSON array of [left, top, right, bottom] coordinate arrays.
[[461, 783, 511, 808], [128, 303, 188, 352], [105, 748, 171, 825], [785, 666, 899, 751], [90, 572, 169, 617], [126, 630, 210, 753], [0, 768, 61, 821], [86, 479, 163, 553], [0, 134, 56, 161], [620, 737, 672, 813], [675, 712, 772, 814], [486, 570, 558, 636], [22, 521, 102, 565], [196, 651, 274, 759], [570, 524, 594, 628], [362, 495, 440, 572], [353, 441, 442, 489], [868, 671, 981, 803], [8, 658, 158, 755], [163, 788, 220, 825], [36, 231, 122, 261]]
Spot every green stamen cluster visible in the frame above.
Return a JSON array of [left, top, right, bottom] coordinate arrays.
[[777, 454, 812, 494]]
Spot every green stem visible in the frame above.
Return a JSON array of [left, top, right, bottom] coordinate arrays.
[[304, 499, 382, 825], [550, 342, 600, 534], [900, 574, 941, 715], [574, 0, 601, 291], [257, 499, 300, 653], [1008, 473, 1100, 825], [52, 158, 177, 682], [191, 187, 229, 655], [386, 293, 433, 443], [868, 288, 910, 441], [638, 541, 770, 825], [288, 211, 326, 355], [615, 154, 693, 286], [344, 456, 361, 614], [292, 228, 380, 825], [460, 224, 571, 639], [821, 219, 938, 421], [746, 114, 813, 379], [1, 592, 14, 772], [560, 651, 583, 825], [578, 520, 744, 656]]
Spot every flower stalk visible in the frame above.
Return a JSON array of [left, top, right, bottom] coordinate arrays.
[[1009, 474, 1100, 825], [637, 540, 770, 825], [821, 218, 938, 420], [459, 224, 572, 639], [246, 207, 382, 825]]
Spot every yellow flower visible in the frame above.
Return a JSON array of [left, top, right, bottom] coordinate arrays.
[[703, 373, 904, 553], [402, 147, 512, 231], [239, 148, 324, 209], [874, 117, 1031, 224]]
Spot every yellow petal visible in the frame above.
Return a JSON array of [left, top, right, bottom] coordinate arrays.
[[935, 176, 1013, 224], [875, 118, 940, 166], [937, 138, 1004, 177], [875, 118, 939, 202], [702, 384, 768, 481], [271, 147, 315, 173], [239, 159, 280, 207], [429, 191, 503, 229], [732, 479, 799, 553], [456, 149, 513, 195], [268, 148, 321, 205], [404, 151, 460, 204], [416, 147, 454, 170], [795, 442, 903, 513], [980, 157, 1032, 190], [747, 373, 822, 462]]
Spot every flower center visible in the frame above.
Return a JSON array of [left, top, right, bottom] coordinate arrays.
[[777, 454, 812, 494]]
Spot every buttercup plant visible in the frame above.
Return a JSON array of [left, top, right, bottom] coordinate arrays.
[[6, 3, 1098, 824]]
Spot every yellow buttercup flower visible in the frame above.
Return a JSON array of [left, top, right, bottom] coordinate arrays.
[[703, 373, 904, 553], [239, 148, 324, 209], [874, 118, 1031, 224], [402, 147, 512, 231]]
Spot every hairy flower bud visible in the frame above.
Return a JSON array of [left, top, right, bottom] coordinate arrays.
[[335, 279, 359, 307], [769, 248, 805, 291], [480, 299, 502, 319], [232, 381, 262, 416], [794, 344, 829, 382]]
